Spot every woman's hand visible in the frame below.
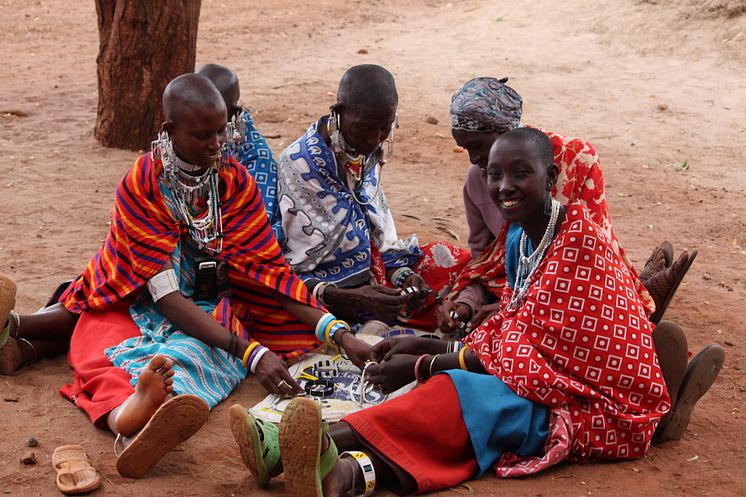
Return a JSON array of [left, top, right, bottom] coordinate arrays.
[[365, 354, 419, 394], [253, 350, 303, 396], [337, 332, 373, 369], [436, 299, 472, 335], [371, 336, 444, 362], [400, 272, 430, 311], [468, 302, 500, 329], [325, 285, 411, 322]]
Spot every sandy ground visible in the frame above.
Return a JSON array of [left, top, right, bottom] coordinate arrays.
[[1, 0, 745, 495]]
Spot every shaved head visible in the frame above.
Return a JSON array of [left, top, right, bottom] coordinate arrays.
[[337, 64, 398, 111], [196, 64, 240, 114], [498, 127, 555, 167], [162, 73, 226, 124]]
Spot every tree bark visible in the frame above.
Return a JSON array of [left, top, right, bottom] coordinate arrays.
[[94, 0, 202, 150]]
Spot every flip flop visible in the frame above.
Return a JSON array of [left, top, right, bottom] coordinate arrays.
[[52, 444, 101, 495], [0, 276, 17, 349], [229, 404, 282, 487], [649, 249, 698, 324], [279, 397, 338, 497], [656, 343, 725, 442], [116, 394, 209, 478]]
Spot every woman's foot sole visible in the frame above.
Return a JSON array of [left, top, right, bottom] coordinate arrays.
[[116, 394, 209, 478]]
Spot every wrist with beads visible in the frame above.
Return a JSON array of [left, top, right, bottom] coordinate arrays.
[[414, 354, 431, 383], [249, 346, 270, 373], [458, 346, 470, 371], [242, 341, 261, 368], [315, 313, 335, 342], [390, 267, 414, 288]]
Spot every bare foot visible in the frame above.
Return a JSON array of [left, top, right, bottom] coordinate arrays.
[[115, 355, 175, 437], [0, 337, 23, 375]]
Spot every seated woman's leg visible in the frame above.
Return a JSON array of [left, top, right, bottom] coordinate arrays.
[[1, 291, 79, 375], [60, 299, 140, 429]]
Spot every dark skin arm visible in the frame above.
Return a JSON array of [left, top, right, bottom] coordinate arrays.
[[365, 347, 487, 394], [156, 290, 303, 396], [275, 292, 373, 368], [323, 284, 413, 322]]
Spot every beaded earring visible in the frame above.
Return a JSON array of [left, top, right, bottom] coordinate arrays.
[[224, 110, 247, 159]]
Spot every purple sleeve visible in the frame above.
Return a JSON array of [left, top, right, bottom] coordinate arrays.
[[464, 166, 500, 258]]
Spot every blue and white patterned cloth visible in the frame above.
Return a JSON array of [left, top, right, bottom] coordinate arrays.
[[233, 110, 284, 244], [104, 184, 247, 410], [276, 121, 421, 288]]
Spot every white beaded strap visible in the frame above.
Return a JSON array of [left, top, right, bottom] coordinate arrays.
[[146, 269, 179, 302], [342, 450, 376, 497]]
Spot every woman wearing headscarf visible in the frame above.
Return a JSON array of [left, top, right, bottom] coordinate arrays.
[[438, 76, 691, 334]]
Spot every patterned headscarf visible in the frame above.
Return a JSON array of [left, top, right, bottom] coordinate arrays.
[[450, 77, 523, 133]]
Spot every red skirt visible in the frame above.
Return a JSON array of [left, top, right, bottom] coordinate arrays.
[[342, 374, 477, 494], [59, 298, 139, 428]]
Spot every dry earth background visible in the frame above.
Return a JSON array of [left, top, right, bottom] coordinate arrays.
[[1, 0, 745, 495]]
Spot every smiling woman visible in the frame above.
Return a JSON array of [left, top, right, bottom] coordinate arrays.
[[229, 128, 671, 497]]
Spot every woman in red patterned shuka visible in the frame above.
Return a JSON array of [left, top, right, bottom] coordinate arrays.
[[438, 76, 692, 334], [230, 128, 719, 497]]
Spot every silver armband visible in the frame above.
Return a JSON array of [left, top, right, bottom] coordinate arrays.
[[147, 269, 179, 302]]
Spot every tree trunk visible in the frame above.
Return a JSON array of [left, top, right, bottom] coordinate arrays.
[[94, 0, 202, 150]]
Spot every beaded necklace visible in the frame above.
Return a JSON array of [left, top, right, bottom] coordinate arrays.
[[327, 117, 384, 206], [507, 198, 560, 311], [153, 132, 224, 254]]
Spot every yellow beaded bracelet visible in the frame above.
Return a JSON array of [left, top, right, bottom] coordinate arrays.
[[458, 346, 469, 371], [242, 341, 261, 368]]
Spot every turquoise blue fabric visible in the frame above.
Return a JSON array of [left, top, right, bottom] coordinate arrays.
[[443, 370, 549, 476], [504, 222, 534, 289], [104, 185, 247, 410]]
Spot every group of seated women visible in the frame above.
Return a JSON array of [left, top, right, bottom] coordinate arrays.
[[0, 63, 723, 495]]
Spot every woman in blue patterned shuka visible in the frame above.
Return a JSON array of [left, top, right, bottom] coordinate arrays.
[[197, 64, 284, 243], [275, 64, 471, 328]]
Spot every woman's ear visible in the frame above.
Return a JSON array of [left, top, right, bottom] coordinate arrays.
[[546, 163, 559, 190], [161, 121, 174, 134]]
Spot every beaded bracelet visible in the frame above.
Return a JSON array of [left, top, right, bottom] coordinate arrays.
[[458, 346, 469, 371], [428, 354, 440, 378], [242, 341, 261, 368], [414, 354, 431, 383], [246, 344, 263, 371], [250, 346, 270, 374], [315, 313, 335, 342], [390, 267, 414, 288]]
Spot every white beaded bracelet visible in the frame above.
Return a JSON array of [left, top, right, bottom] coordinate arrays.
[[250, 346, 270, 374], [146, 269, 179, 302]]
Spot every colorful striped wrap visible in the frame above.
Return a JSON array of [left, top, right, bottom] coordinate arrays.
[[60, 152, 322, 360]]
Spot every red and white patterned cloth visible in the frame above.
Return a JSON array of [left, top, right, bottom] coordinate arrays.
[[465, 203, 669, 475], [451, 130, 654, 316]]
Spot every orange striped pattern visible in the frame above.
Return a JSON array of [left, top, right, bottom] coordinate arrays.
[[61, 153, 321, 359]]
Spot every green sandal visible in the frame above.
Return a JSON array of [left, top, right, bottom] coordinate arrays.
[[229, 404, 282, 487], [279, 397, 338, 497]]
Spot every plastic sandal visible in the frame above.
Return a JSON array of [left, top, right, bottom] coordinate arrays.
[[229, 403, 281, 487], [649, 249, 698, 324], [279, 397, 338, 497], [656, 344, 725, 442], [52, 444, 101, 495], [116, 394, 209, 478]]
